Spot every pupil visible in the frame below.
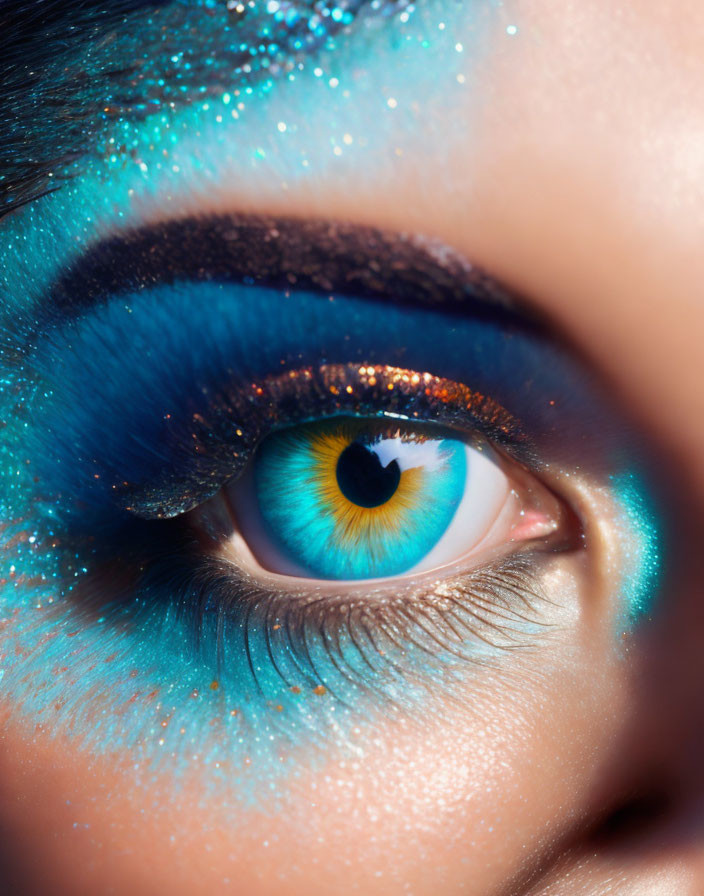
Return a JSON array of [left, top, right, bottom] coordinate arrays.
[[336, 441, 401, 509]]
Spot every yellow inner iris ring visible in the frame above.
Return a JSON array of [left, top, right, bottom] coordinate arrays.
[[308, 425, 425, 555]]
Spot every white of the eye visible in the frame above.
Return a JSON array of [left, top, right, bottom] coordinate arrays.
[[408, 443, 510, 574]]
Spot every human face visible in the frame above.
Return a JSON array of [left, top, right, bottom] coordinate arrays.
[[0, 1, 703, 893]]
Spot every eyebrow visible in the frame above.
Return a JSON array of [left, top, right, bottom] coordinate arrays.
[[0, 0, 402, 219], [45, 213, 533, 328]]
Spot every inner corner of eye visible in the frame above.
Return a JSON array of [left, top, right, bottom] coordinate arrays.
[[187, 416, 564, 587]]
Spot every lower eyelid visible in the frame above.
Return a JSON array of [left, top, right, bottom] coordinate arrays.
[[147, 546, 557, 677]]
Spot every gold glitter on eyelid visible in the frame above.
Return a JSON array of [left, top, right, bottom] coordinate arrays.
[[121, 362, 526, 519]]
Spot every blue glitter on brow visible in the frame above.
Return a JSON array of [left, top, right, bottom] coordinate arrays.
[[0, 0, 495, 320], [0, 0, 411, 218]]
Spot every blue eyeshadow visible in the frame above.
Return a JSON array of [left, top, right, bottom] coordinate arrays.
[[25, 280, 583, 512]]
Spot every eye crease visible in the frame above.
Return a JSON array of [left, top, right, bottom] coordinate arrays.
[[30, 215, 536, 522], [42, 214, 528, 322]]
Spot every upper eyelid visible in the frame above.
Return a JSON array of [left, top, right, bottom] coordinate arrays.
[[23, 216, 596, 518]]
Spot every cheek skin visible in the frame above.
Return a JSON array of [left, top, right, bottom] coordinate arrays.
[[0, 620, 634, 896]]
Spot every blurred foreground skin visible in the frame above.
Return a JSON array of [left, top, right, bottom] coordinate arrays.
[[1, 0, 704, 894]]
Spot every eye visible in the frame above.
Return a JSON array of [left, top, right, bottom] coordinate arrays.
[[1, 212, 663, 791], [197, 416, 559, 582]]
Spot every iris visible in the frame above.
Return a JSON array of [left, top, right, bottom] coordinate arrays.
[[253, 419, 467, 579]]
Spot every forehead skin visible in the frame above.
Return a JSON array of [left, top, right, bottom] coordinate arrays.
[[1, 1, 704, 894]]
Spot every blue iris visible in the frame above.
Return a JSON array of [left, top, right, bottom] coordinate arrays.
[[253, 420, 467, 580]]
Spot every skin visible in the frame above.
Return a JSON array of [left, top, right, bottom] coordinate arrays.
[[1, 0, 704, 893]]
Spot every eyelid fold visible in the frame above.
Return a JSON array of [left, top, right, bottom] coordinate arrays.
[[21, 216, 570, 523], [21, 215, 620, 539], [20, 209, 646, 557]]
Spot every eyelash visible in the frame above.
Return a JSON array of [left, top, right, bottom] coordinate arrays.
[[123, 361, 527, 520], [190, 555, 549, 686], [74, 511, 552, 698]]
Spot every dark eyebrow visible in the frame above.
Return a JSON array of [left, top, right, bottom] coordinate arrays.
[[44, 213, 537, 330], [0, 0, 408, 220]]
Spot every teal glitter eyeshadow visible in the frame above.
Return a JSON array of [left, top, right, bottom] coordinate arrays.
[[611, 471, 663, 625], [0, 0, 496, 317], [1, 0, 410, 217]]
